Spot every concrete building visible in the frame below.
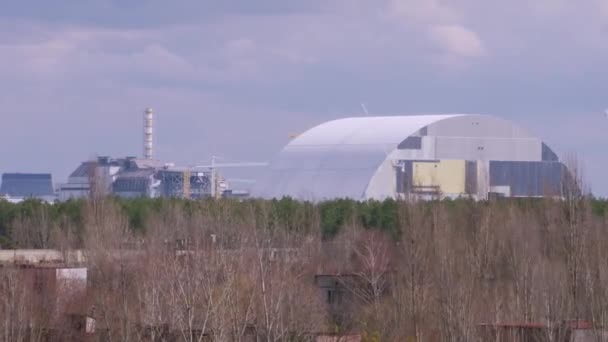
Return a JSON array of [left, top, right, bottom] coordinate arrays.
[[112, 169, 159, 198], [59, 156, 219, 200], [254, 114, 568, 201], [58, 157, 129, 200], [0, 173, 55, 202], [57, 161, 97, 200], [59, 156, 166, 200]]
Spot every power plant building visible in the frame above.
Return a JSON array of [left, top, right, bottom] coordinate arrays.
[[31, 108, 248, 202], [254, 114, 568, 201], [58, 156, 219, 200], [112, 169, 159, 198], [0, 173, 55, 202]]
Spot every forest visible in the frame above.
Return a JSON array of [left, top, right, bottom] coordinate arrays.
[[1, 195, 608, 341]]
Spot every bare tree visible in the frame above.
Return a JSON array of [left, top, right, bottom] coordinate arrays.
[[10, 204, 58, 249], [392, 201, 435, 341], [82, 198, 135, 342], [251, 202, 325, 342], [0, 269, 29, 342], [433, 203, 478, 342]]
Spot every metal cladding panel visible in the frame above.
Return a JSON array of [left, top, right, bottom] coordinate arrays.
[[438, 160, 466, 194], [396, 165, 405, 194], [69, 163, 94, 178], [255, 115, 466, 200], [256, 144, 389, 200], [0, 173, 54, 197], [395, 160, 414, 194], [413, 162, 439, 187], [389, 141, 434, 160], [489, 161, 565, 197], [542, 143, 559, 161], [398, 136, 422, 149], [465, 161, 478, 194], [289, 115, 461, 147], [412, 160, 466, 194], [427, 115, 532, 138], [112, 172, 152, 195], [434, 136, 542, 161], [254, 114, 556, 201], [364, 158, 399, 199]]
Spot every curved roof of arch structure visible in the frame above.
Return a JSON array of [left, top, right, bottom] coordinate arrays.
[[254, 114, 530, 201], [289, 115, 461, 147]]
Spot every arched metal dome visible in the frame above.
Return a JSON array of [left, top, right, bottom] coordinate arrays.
[[254, 114, 561, 201]]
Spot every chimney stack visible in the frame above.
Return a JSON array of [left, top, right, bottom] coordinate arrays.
[[143, 108, 153, 160]]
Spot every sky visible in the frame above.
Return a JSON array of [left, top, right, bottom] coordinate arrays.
[[1, 0, 607, 196]]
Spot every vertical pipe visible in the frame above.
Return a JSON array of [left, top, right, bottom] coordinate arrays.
[[144, 108, 153, 160]]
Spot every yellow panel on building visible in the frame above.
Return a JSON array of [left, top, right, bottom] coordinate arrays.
[[413, 160, 466, 195]]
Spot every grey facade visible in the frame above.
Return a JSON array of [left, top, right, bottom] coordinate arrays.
[[489, 161, 566, 197], [59, 156, 215, 200], [0, 173, 55, 201], [112, 169, 158, 198]]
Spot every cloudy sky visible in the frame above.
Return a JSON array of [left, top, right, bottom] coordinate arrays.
[[1, 0, 607, 195]]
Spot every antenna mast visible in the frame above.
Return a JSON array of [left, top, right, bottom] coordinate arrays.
[[360, 103, 369, 116]]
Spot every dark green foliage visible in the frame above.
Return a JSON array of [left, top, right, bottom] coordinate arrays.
[[319, 199, 356, 239], [0, 200, 18, 238], [357, 199, 398, 237], [0, 197, 607, 249], [591, 198, 608, 217], [114, 197, 166, 232]]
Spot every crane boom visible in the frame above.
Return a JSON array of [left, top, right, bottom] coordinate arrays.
[[193, 162, 268, 169]]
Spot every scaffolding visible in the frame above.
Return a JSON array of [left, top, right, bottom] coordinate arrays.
[[158, 169, 211, 199]]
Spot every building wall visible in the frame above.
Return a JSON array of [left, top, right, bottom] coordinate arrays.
[[367, 115, 556, 200], [364, 159, 398, 200], [257, 114, 564, 201], [427, 114, 531, 138], [0, 173, 55, 199], [412, 160, 467, 195], [389, 158, 567, 200], [489, 161, 565, 197], [434, 136, 542, 161], [58, 184, 90, 201]]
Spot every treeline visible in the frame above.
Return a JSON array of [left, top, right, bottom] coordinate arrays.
[[1, 196, 607, 249], [2, 196, 608, 340], [0, 197, 398, 248]]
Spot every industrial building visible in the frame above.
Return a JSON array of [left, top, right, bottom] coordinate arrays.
[[0, 173, 56, 202], [58, 156, 219, 200], [58, 156, 128, 200], [253, 114, 569, 201], [57, 108, 259, 201]]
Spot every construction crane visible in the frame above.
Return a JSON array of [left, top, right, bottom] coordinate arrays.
[[193, 156, 268, 198]]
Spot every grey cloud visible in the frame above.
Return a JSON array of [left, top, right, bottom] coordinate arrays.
[[0, 0, 325, 28]]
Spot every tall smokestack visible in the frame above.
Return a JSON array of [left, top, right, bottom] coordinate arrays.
[[144, 108, 153, 160]]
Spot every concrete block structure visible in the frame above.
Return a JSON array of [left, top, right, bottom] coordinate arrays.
[[0, 173, 55, 202]]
